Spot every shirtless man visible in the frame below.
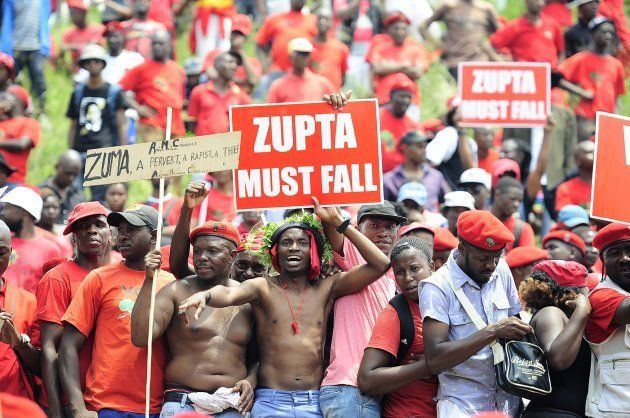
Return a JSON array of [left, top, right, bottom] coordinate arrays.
[[178, 197, 391, 417], [131, 184, 256, 417]]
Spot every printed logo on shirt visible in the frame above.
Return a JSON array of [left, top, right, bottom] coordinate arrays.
[[154, 77, 169, 93], [117, 285, 141, 319], [544, 30, 553, 40], [79, 97, 106, 134], [381, 130, 396, 152], [8, 249, 19, 265], [589, 72, 601, 84]]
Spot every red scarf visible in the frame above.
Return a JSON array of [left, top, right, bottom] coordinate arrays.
[[271, 230, 321, 281]]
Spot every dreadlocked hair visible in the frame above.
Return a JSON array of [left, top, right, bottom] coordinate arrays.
[[519, 270, 580, 315], [390, 237, 433, 263]]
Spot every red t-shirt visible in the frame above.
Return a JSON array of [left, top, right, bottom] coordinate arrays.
[[586, 287, 629, 344], [311, 37, 350, 91], [555, 177, 591, 211], [188, 81, 251, 135], [193, 187, 236, 223], [202, 50, 263, 90], [255, 11, 317, 72], [542, 2, 573, 29], [365, 36, 427, 105], [147, 0, 178, 31], [119, 59, 186, 136], [61, 24, 105, 64], [503, 216, 536, 253], [267, 69, 335, 103], [367, 299, 438, 418], [379, 106, 421, 173], [35, 261, 93, 392], [558, 51, 626, 119], [61, 263, 173, 413], [5, 236, 62, 293], [478, 148, 500, 174], [35, 227, 73, 258], [0, 280, 39, 400], [0, 117, 40, 183], [490, 15, 565, 68], [120, 19, 168, 59]]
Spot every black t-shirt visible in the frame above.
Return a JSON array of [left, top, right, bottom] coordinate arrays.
[[66, 83, 125, 153]]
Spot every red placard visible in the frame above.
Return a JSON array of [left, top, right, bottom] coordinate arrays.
[[590, 112, 630, 224], [458, 62, 550, 127], [230, 100, 383, 211]]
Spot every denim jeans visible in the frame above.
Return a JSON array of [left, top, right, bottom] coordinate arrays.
[[252, 388, 321, 417], [160, 397, 244, 417], [98, 409, 159, 418], [319, 385, 380, 418], [12, 50, 47, 108]]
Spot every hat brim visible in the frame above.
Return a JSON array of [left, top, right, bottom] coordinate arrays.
[[357, 213, 407, 225], [79, 58, 107, 69], [63, 212, 108, 235], [190, 232, 239, 247], [107, 212, 148, 228], [564, 218, 590, 228]]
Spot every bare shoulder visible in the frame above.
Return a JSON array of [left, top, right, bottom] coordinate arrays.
[[531, 306, 568, 328]]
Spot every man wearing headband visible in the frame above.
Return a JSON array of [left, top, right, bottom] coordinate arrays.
[[585, 223, 630, 417], [420, 210, 532, 417], [178, 197, 390, 417], [131, 183, 257, 417]]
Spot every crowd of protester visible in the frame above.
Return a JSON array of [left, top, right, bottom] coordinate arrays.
[[0, 0, 629, 417]]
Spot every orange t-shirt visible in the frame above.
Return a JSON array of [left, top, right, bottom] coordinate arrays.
[[5, 236, 63, 293], [478, 148, 500, 174], [35, 261, 94, 394], [558, 51, 626, 119], [379, 106, 421, 173], [255, 11, 317, 72], [367, 299, 438, 418], [311, 37, 350, 91], [0, 117, 40, 183], [188, 81, 251, 135], [365, 36, 428, 105], [61, 262, 173, 413], [119, 59, 186, 136], [555, 177, 591, 211], [502, 216, 536, 253], [0, 280, 39, 399], [61, 24, 105, 64], [267, 69, 335, 103]]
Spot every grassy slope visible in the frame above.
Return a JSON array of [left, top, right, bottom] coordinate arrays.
[[25, 1, 630, 204]]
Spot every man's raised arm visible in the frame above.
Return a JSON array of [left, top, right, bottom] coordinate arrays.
[[178, 278, 264, 320], [170, 182, 208, 278]]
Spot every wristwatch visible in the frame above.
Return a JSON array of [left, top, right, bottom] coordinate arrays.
[[336, 218, 351, 234], [12, 333, 30, 349]]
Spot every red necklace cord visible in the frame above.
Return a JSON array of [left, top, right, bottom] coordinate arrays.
[[278, 279, 310, 334]]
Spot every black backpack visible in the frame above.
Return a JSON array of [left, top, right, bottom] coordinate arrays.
[[389, 293, 415, 365]]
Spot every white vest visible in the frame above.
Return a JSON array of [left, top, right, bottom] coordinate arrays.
[[585, 279, 630, 418]]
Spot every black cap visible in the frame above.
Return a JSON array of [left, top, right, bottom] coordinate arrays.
[[357, 201, 407, 225], [0, 153, 17, 175], [107, 204, 159, 230], [401, 130, 431, 145]]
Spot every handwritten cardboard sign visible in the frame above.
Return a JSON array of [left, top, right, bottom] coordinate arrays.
[[458, 62, 550, 127], [591, 112, 630, 224], [82, 132, 241, 186], [230, 100, 383, 211]]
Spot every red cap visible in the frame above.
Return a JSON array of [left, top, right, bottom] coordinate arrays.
[[104, 21, 123, 36], [399, 222, 435, 237], [592, 222, 630, 254], [586, 272, 601, 291], [532, 260, 588, 288], [491, 158, 522, 188], [67, 0, 87, 10], [384, 11, 411, 26], [231, 14, 252, 36], [8, 85, 30, 108], [0, 52, 15, 79], [389, 74, 417, 94], [0, 393, 46, 418], [63, 201, 110, 235], [505, 247, 548, 269], [433, 227, 459, 251], [457, 210, 515, 251], [190, 221, 241, 246], [542, 230, 586, 254]]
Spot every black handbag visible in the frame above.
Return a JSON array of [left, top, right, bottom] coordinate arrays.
[[494, 334, 552, 398]]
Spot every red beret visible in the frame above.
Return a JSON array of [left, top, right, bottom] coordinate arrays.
[[189, 221, 241, 246], [505, 247, 548, 269], [592, 222, 630, 254], [457, 210, 515, 251], [104, 21, 124, 36], [398, 222, 435, 237], [384, 11, 411, 26], [389, 74, 417, 94], [532, 260, 588, 288], [542, 230, 586, 254], [433, 227, 459, 251], [491, 158, 522, 188]]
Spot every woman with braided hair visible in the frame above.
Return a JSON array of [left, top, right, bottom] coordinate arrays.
[[358, 236, 438, 418], [519, 260, 592, 418]]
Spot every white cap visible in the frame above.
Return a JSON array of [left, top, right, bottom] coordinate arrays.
[[0, 187, 43, 222], [288, 37, 313, 54], [443, 191, 476, 211], [459, 168, 491, 191]]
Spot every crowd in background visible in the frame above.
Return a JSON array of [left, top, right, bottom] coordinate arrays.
[[0, 0, 629, 417]]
